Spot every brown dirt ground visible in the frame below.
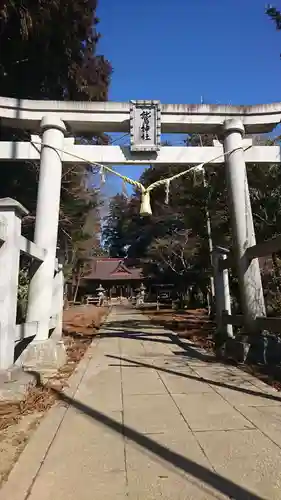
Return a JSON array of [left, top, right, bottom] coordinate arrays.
[[145, 308, 215, 350], [0, 305, 109, 487]]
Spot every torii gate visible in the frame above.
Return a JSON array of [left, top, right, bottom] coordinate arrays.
[[1, 97, 281, 369]]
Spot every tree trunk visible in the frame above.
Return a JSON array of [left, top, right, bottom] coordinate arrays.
[[73, 273, 81, 303]]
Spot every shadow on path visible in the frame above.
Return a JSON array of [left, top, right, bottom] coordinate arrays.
[[106, 354, 281, 404], [47, 384, 263, 500], [100, 319, 161, 331], [99, 330, 174, 345], [100, 320, 215, 363]]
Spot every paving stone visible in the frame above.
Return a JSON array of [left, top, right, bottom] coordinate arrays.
[[158, 370, 215, 394], [126, 431, 227, 500], [124, 394, 188, 434], [28, 469, 127, 500], [174, 393, 255, 431], [122, 367, 166, 395], [195, 428, 281, 500], [214, 384, 281, 408], [193, 366, 251, 385], [119, 338, 146, 356], [238, 405, 281, 448], [25, 406, 126, 500], [127, 459, 226, 500]]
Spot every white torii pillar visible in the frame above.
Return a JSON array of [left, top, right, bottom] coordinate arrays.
[[222, 118, 266, 333], [26, 116, 66, 341]]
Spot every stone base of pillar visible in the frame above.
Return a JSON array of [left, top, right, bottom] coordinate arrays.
[[20, 338, 66, 375], [224, 338, 251, 364], [217, 334, 281, 365], [0, 368, 37, 401]]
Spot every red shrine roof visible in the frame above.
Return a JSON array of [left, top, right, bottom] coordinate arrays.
[[83, 258, 143, 281]]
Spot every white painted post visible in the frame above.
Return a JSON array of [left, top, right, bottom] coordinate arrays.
[[51, 263, 64, 339], [223, 119, 266, 332], [26, 116, 66, 340], [0, 198, 28, 369], [213, 247, 233, 338]]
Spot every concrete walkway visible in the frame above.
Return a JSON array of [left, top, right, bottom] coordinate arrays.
[[2, 306, 281, 500]]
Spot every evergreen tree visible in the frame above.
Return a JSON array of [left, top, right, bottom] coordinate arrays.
[[0, 0, 112, 292], [267, 5, 281, 31], [0, 0, 111, 100], [103, 194, 131, 257]]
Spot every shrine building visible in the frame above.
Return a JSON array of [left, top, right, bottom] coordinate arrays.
[[81, 257, 143, 299]]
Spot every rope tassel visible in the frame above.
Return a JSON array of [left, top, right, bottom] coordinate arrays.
[[140, 191, 152, 216]]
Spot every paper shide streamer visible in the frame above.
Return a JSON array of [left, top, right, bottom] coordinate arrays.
[[165, 179, 171, 205], [99, 166, 106, 185]]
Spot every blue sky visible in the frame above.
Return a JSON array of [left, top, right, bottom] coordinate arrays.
[[96, 0, 281, 196]]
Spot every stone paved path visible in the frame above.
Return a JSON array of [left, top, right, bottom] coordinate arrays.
[[2, 305, 281, 499]]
